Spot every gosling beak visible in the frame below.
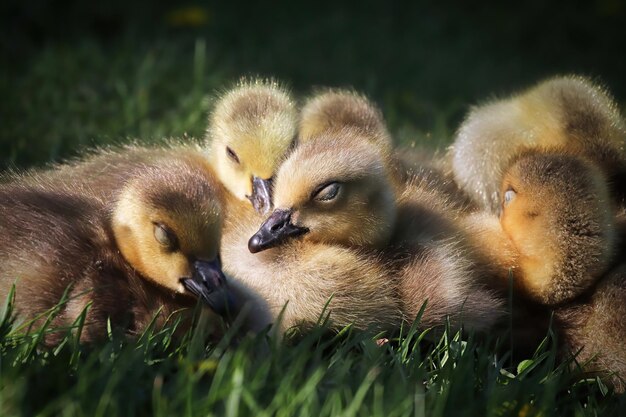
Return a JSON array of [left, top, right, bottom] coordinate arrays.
[[246, 176, 273, 215], [248, 209, 309, 253], [180, 259, 235, 315]]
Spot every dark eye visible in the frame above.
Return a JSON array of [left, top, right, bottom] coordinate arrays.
[[313, 182, 341, 202], [153, 223, 179, 251], [226, 146, 240, 164]]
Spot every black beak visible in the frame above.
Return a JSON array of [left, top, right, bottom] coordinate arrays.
[[180, 259, 235, 316], [248, 209, 309, 253], [246, 176, 273, 215]]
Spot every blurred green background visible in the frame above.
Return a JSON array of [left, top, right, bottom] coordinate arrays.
[[2, 0, 625, 169]]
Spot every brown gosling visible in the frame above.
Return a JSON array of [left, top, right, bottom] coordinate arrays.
[[0, 154, 232, 344], [220, 131, 401, 334], [552, 205, 626, 392], [497, 151, 616, 305], [244, 129, 503, 334], [298, 89, 393, 155]]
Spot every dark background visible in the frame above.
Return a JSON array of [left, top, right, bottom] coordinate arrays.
[[2, 0, 625, 169]]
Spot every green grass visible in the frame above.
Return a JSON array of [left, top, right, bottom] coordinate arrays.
[[1, 33, 458, 169], [3, 1, 625, 169], [1, 290, 624, 417], [2, 1, 626, 414]]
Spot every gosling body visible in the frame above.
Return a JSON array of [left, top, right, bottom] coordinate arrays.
[[0, 151, 229, 344], [555, 261, 626, 392], [245, 128, 503, 333], [452, 75, 626, 212]]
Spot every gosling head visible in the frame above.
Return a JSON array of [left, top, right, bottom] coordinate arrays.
[[499, 151, 615, 303], [207, 79, 297, 214], [299, 89, 393, 154], [112, 162, 230, 311], [248, 131, 397, 253]]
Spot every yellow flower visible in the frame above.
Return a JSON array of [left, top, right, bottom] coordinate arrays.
[[166, 6, 210, 28]]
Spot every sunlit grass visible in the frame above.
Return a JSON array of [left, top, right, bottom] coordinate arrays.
[[0, 287, 623, 416], [1, 37, 229, 169]]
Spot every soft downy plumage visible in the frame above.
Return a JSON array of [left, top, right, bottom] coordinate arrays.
[[0, 149, 232, 344]]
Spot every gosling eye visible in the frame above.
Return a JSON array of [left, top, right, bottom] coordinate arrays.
[[153, 223, 179, 251], [313, 182, 341, 202], [503, 189, 517, 206], [226, 146, 240, 164]]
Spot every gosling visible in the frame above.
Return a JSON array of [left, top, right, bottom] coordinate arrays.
[[0, 153, 231, 344]]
